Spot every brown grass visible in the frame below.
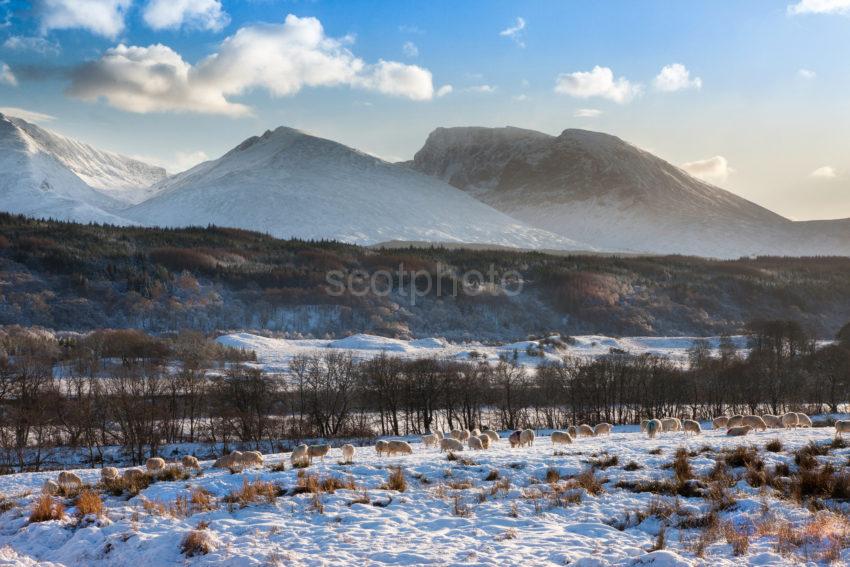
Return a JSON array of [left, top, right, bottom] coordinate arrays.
[[181, 526, 215, 557], [545, 468, 561, 483], [571, 468, 605, 496], [765, 438, 783, 452], [485, 469, 500, 481], [75, 490, 104, 518], [29, 495, 65, 523], [723, 445, 762, 469], [672, 447, 693, 484], [623, 461, 642, 471], [384, 467, 407, 492], [723, 522, 749, 556], [223, 478, 281, 508], [588, 454, 619, 469]]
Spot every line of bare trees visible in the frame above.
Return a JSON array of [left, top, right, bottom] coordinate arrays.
[[0, 320, 848, 470]]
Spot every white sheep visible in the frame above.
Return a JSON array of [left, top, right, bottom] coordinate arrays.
[[781, 412, 799, 428], [440, 437, 464, 452], [58, 471, 82, 488], [661, 418, 681, 432], [551, 431, 574, 445], [682, 419, 701, 436], [640, 420, 649, 433], [727, 415, 744, 428], [519, 429, 535, 447], [576, 424, 595, 437], [712, 416, 729, 429], [508, 430, 522, 448], [742, 415, 767, 432], [386, 440, 413, 456], [460, 429, 471, 442], [726, 425, 753, 437], [761, 415, 783, 429], [835, 420, 850, 438], [471, 428, 481, 437], [484, 430, 499, 444], [375, 440, 390, 457], [213, 451, 243, 469], [478, 434, 491, 449], [291, 444, 309, 466], [795, 413, 813, 428], [341, 444, 356, 464], [182, 455, 201, 470], [593, 423, 612, 436], [645, 419, 662, 439], [42, 479, 60, 495], [435, 431, 444, 440], [239, 450, 264, 468], [101, 467, 120, 482], [422, 434, 439, 448], [146, 457, 165, 472], [308, 444, 331, 464], [567, 425, 578, 438], [450, 429, 463, 441], [468, 436, 483, 450], [122, 468, 146, 485]]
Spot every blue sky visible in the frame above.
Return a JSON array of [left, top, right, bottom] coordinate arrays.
[[0, 0, 849, 219]]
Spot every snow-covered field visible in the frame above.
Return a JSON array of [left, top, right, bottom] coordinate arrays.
[[1, 425, 848, 566], [217, 332, 750, 373]]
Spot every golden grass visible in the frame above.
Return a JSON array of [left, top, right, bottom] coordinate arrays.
[[29, 494, 65, 523]]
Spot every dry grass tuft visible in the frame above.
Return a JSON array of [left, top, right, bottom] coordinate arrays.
[[588, 454, 619, 469], [75, 489, 104, 518], [485, 469, 500, 481], [623, 461, 642, 471], [224, 478, 281, 508], [672, 447, 693, 484], [29, 494, 64, 523], [723, 445, 762, 469], [723, 522, 750, 556], [384, 467, 407, 492], [571, 468, 605, 496], [545, 468, 561, 483], [765, 438, 783, 453], [181, 525, 215, 557]]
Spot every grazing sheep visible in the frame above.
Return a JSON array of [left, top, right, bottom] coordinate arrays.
[[422, 434, 439, 448], [146, 457, 166, 472], [712, 416, 729, 429], [781, 412, 799, 429], [551, 431, 574, 445], [640, 420, 649, 433], [742, 415, 767, 432], [795, 413, 813, 428], [727, 415, 744, 428], [240, 450, 264, 468], [484, 430, 499, 444], [520, 429, 536, 447], [468, 436, 483, 450], [661, 418, 681, 432], [308, 444, 331, 464], [434, 431, 444, 440], [593, 423, 613, 436], [341, 444, 356, 464], [375, 440, 390, 457], [101, 467, 120, 482], [478, 434, 491, 449], [58, 471, 82, 488], [450, 429, 463, 441], [726, 425, 753, 437], [682, 419, 701, 436], [835, 420, 850, 438], [567, 426, 578, 438], [213, 451, 243, 469], [291, 444, 309, 466], [645, 419, 662, 439], [122, 468, 146, 484], [42, 479, 59, 495], [460, 430, 471, 442], [576, 424, 595, 437], [761, 415, 783, 429], [181, 455, 201, 470], [471, 428, 481, 437], [440, 438, 464, 452], [386, 440, 413, 456], [508, 430, 522, 448]]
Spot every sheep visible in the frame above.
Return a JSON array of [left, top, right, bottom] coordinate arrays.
[[460, 430, 471, 442], [593, 423, 612, 436], [551, 431, 574, 445], [375, 440, 390, 457], [146, 457, 166, 472], [471, 428, 481, 437], [440, 438, 464, 452], [520, 429, 535, 447], [386, 440, 413, 456], [468, 436, 483, 450], [122, 468, 146, 485], [341, 444, 356, 464], [308, 444, 331, 464], [682, 419, 701, 436], [422, 434, 439, 448], [291, 444, 309, 466], [835, 420, 850, 438], [101, 467, 120, 482], [478, 434, 491, 449], [645, 419, 662, 439], [781, 412, 799, 429], [742, 415, 767, 432], [661, 418, 681, 432], [450, 429, 463, 440], [58, 471, 82, 488], [484, 430, 499, 444], [576, 424, 595, 437], [181, 455, 201, 470], [640, 420, 649, 433], [726, 425, 753, 437], [434, 431, 444, 440], [712, 416, 729, 429], [795, 413, 813, 428], [567, 426, 578, 438], [42, 479, 60, 495], [727, 415, 744, 428], [240, 450, 264, 468], [508, 430, 522, 448], [213, 451, 243, 469], [761, 415, 783, 429]]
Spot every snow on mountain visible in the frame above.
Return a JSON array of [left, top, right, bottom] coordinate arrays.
[[125, 126, 592, 250], [409, 126, 850, 258]]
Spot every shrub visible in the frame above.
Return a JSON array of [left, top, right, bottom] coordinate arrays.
[[75, 490, 104, 518], [29, 495, 64, 523], [545, 468, 561, 483], [765, 439, 783, 453], [723, 446, 762, 469], [485, 469, 500, 481]]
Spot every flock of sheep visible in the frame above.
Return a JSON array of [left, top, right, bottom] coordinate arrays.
[[38, 413, 850, 496]]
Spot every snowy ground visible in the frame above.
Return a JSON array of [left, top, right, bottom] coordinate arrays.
[[217, 332, 751, 373], [1, 425, 849, 566]]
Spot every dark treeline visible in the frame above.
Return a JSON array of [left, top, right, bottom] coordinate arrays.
[[1, 321, 849, 471]]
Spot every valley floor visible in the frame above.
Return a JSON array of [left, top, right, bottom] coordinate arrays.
[[1, 425, 849, 565]]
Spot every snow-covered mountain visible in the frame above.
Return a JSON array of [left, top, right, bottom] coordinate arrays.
[[125, 126, 591, 250], [0, 113, 167, 224], [409, 126, 850, 258]]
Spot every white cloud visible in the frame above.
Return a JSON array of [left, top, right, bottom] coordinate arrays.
[[798, 68, 816, 79], [574, 108, 602, 118], [3, 35, 61, 54], [173, 150, 209, 172], [810, 165, 837, 178], [0, 62, 16, 86], [788, 0, 850, 15], [499, 17, 526, 47], [36, 0, 131, 39], [0, 107, 56, 122], [465, 84, 496, 93], [435, 84, 453, 97], [653, 63, 702, 92], [68, 14, 437, 116], [402, 41, 418, 57], [554, 66, 641, 104], [143, 0, 229, 31], [681, 156, 733, 183], [512, 94, 529, 102]]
